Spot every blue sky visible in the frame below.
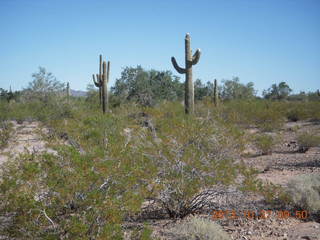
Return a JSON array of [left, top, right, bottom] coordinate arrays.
[[0, 0, 319, 95]]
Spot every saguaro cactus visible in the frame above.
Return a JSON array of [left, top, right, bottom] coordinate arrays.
[[66, 82, 71, 97], [171, 33, 201, 114], [93, 55, 110, 113], [213, 79, 218, 106], [102, 60, 110, 114], [92, 55, 103, 105]]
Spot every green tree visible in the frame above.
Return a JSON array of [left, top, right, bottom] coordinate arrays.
[[194, 79, 213, 100], [0, 88, 9, 102], [263, 82, 292, 100], [220, 77, 256, 100], [23, 67, 65, 102], [111, 66, 183, 106], [0, 88, 20, 102]]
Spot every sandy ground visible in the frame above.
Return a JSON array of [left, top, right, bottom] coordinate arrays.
[[0, 120, 57, 168]]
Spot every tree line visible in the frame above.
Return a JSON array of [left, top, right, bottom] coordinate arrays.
[[2, 66, 320, 104]]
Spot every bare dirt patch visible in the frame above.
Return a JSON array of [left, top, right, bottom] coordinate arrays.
[[0, 120, 57, 169]]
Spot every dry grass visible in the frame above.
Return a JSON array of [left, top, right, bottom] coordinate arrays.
[[287, 174, 320, 214], [169, 216, 230, 240]]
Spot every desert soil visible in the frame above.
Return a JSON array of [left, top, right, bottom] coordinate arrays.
[[0, 120, 319, 240], [0, 120, 57, 168]]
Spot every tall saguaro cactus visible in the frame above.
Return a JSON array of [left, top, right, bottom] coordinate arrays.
[[213, 79, 218, 106], [102, 61, 110, 114], [66, 82, 71, 97], [66, 82, 71, 104], [171, 33, 201, 114], [92, 55, 110, 113]]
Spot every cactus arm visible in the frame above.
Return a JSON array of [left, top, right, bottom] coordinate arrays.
[[171, 57, 186, 74], [192, 49, 201, 65], [92, 74, 101, 87]]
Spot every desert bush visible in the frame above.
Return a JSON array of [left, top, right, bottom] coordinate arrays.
[[134, 102, 251, 218], [286, 174, 320, 214], [4, 97, 75, 124], [297, 132, 320, 152], [0, 101, 9, 121], [169, 216, 230, 240], [0, 143, 154, 239], [305, 101, 320, 121], [219, 100, 320, 131], [43, 101, 256, 220], [219, 100, 285, 131], [284, 101, 320, 122], [129, 223, 153, 240], [0, 121, 12, 149], [286, 107, 307, 122], [254, 134, 275, 155]]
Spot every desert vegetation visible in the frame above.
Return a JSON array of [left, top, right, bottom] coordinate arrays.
[[1, 40, 320, 239]]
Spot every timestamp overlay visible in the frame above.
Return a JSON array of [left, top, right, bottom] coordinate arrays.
[[210, 209, 309, 220]]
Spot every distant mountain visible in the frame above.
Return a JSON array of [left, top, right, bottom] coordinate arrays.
[[71, 89, 87, 97]]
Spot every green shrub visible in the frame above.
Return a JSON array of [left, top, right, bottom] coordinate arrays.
[[0, 101, 9, 121], [169, 216, 230, 240], [129, 223, 153, 240], [286, 108, 307, 122], [219, 100, 285, 131], [0, 147, 147, 239], [140, 103, 246, 218], [297, 132, 320, 152], [286, 174, 320, 214], [285, 101, 320, 121], [0, 121, 12, 149], [254, 134, 275, 155], [307, 102, 320, 120]]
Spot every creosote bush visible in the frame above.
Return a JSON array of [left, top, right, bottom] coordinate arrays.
[[287, 174, 320, 214], [218, 100, 285, 131], [0, 145, 154, 239], [139, 102, 246, 218], [254, 134, 276, 155], [297, 132, 320, 153], [0, 121, 12, 149], [285, 101, 320, 121]]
